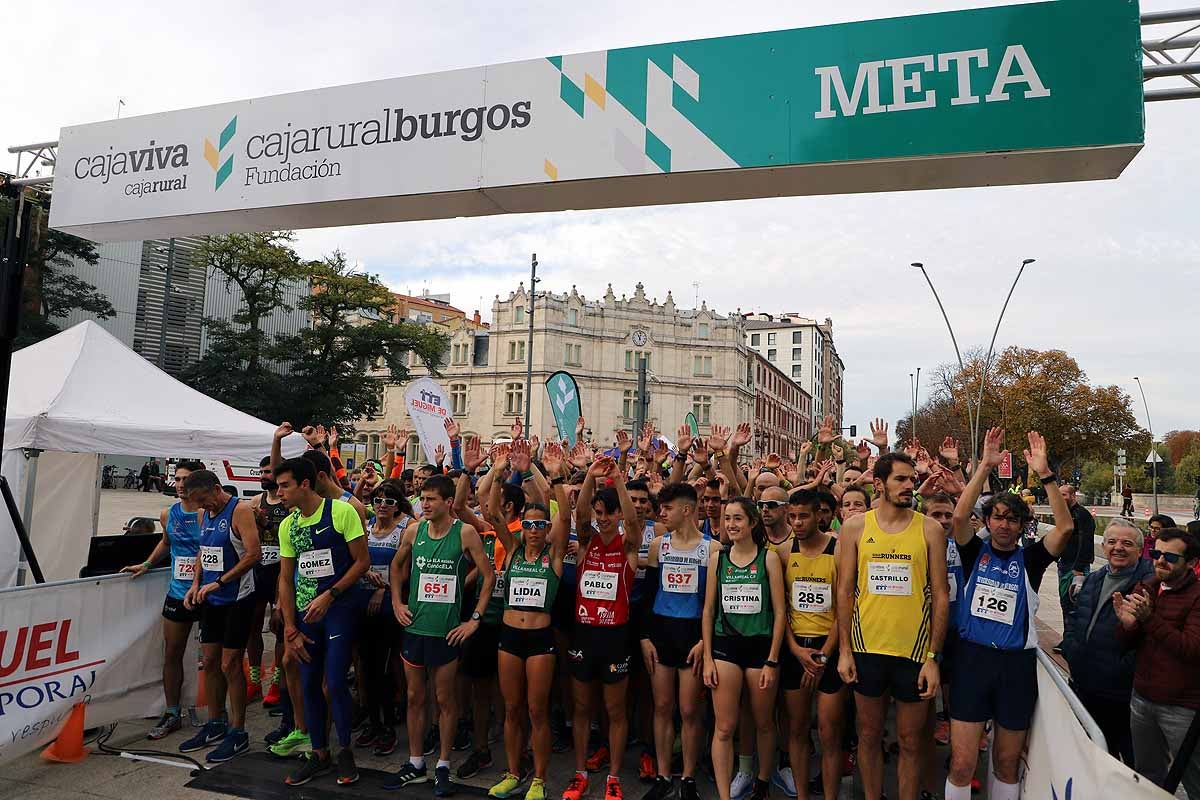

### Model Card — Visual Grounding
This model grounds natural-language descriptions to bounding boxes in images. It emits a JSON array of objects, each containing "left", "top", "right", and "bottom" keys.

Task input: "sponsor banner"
[
  {"left": 1022, "top": 655, "right": 1171, "bottom": 800},
  {"left": 999, "top": 450, "right": 1014, "bottom": 480},
  {"left": 403, "top": 377, "right": 453, "bottom": 465},
  {"left": 545, "top": 371, "right": 582, "bottom": 447},
  {"left": 0, "top": 571, "right": 190, "bottom": 766},
  {"left": 50, "top": 0, "right": 1142, "bottom": 241}
]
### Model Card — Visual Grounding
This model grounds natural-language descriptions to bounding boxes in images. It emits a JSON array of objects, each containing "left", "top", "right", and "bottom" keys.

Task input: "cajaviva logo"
[{"left": 204, "top": 116, "right": 238, "bottom": 190}]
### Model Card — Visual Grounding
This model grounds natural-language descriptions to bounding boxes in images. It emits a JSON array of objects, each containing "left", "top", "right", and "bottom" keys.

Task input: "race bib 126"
[{"left": 970, "top": 583, "right": 1018, "bottom": 625}]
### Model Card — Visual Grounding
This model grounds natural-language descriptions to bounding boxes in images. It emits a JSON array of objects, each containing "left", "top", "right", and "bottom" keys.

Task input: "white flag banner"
[
  {"left": 0, "top": 571, "right": 193, "bottom": 766},
  {"left": 402, "top": 377, "right": 452, "bottom": 465},
  {"left": 1022, "top": 655, "right": 1172, "bottom": 799}
]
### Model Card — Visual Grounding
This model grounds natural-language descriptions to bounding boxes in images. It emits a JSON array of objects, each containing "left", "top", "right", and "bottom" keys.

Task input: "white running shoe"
[
  {"left": 771, "top": 767, "right": 797, "bottom": 798},
  {"left": 730, "top": 771, "right": 755, "bottom": 800}
]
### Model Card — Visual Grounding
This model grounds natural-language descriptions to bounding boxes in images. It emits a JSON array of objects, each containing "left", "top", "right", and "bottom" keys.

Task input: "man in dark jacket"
[
  {"left": 1054, "top": 484, "right": 1096, "bottom": 653},
  {"left": 1063, "top": 518, "right": 1153, "bottom": 763},
  {"left": 1115, "top": 527, "right": 1200, "bottom": 798}
]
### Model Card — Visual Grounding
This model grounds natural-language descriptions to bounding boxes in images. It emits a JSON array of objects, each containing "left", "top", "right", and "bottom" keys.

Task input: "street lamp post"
[
  {"left": 1134, "top": 376, "right": 1159, "bottom": 515},
  {"left": 523, "top": 253, "right": 538, "bottom": 436},
  {"left": 910, "top": 259, "right": 1034, "bottom": 469},
  {"left": 152, "top": 238, "right": 176, "bottom": 370},
  {"left": 909, "top": 367, "right": 921, "bottom": 443}
]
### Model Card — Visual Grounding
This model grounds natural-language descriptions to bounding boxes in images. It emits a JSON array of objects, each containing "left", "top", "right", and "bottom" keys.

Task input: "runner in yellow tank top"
[{"left": 835, "top": 451, "right": 949, "bottom": 800}]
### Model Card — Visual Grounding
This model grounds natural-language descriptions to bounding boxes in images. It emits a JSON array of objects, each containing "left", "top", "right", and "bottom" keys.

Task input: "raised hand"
[
  {"left": 903, "top": 439, "right": 921, "bottom": 460},
  {"left": 328, "top": 425, "right": 340, "bottom": 451},
  {"left": 981, "top": 427, "right": 1007, "bottom": 470},
  {"left": 568, "top": 442, "right": 591, "bottom": 470},
  {"left": 510, "top": 438, "right": 533, "bottom": 472},
  {"left": 798, "top": 440, "right": 813, "bottom": 464},
  {"left": 1024, "top": 431, "right": 1051, "bottom": 478},
  {"left": 588, "top": 455, "right": 618, "bottom": 480},
  {"left": 939, "top": 436, "right": 960, "bottom": 466},
  {"left": 870, "top": 418, "right": 889, "bottom": 450},
  {"left": 382, "top": 423, "right": 398, "bottom": 451},
  {"left": 646, "top": 469, "right": 663, "bottom": 495},
  {"left": 444, "top": 417, "right": 461, "bottom": 440},
  {"left": 732, "top": 423, "right": 752, "bottom": 449},
  {"left": 489, "top": 442, "right": 511, "bottom": 469},
  {"left": 708, "top": 425, "right": 730, "bottom": 452},
  {"left": 275, "top": 421, "right": 294, "bottom": 441},
  {"left": 510, "top": 418, "right": 524, "bottom": 441},
  {"left": 614, "top": 428, "right": 634, "bottom": 454},
  {"left": 817, "top": 414, "right": 836, "bottom": 444},
  {"left": 831, "top": 443, "right": 845, "bottom": 463},
  {"left": 765, "top": 452, "right": 781, "bottom": 470},
  {"left": 575, "top": 416, "right": 586, "bottom": 439},
  {"left": 915, "top": 447, "right": 932, "bottom": 475},
  {"left": 856, "top": 439, "right": 871, "bottom": 461},
  {"left": 541, "top": 441, "right": 564, "bottom": 476},
  {"left": 638, "top": 422, "right": 655, "bottom": 455},
  {"left": 676, "top": 424, "right": 694, "bottom": 456},
  {"left": 529, "top": 434, "right": 541, "bottom": 458},
  {"left": 301, "top": 425, "right": 324, "bottom": 448},
  {"left": 934, "top": 463, "right": 966, "bottom": 496},
  {"left": 463, "top": 437, "right": 486, "bottom": 473},
  {"left": 692, "top": 438, "right": 711, "bottom": 465},
  {"left": 783, "top": 460, "right": 800, "bottom": 485},
  {"left": 433, "top": 444, "right": 446, "bottom": 465}
]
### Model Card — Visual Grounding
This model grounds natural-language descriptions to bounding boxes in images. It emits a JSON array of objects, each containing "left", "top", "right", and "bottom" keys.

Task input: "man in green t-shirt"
[{"left": 275, "top": 457, "right": 370, "bottom": 788}]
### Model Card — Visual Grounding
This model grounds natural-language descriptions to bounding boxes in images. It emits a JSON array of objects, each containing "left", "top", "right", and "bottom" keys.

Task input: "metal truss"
[{"left": 1143, "top": 7, "right": 1200, "bottom": 101}]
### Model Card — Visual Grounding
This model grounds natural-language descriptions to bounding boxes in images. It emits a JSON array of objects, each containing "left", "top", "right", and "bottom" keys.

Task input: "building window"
[
  {"left": 792, "top": 364, "right": 802, "bottom": 378},
  {"left": 508, "top": 340, "right": 526, "bottom": 362},
  {"left": 622, "top": 389, "right": 639, "bottom": 419},
  {"left": 505, "top": 382, "right": 524, "bottom": 415},
  {"left": 767, "top": 333, "right": 777, "bottom": 345},
  {"left": 697, "top": 322, "right": 710, "bottom": 339},
  {"left": 452, "top": 343, "right": 470, "bottom": 364},
  {"left": 514, "top": 304, "right": 526, "bottom": 325},
  {"left": 793, "top": 330, "right": 802, "bottom": 344},
  {"left": 792, "top": 347, "right": 802, "bottom": 361},
  {"left": 625, "top": 350, "right": 651, "bottom": 371},
  {"left": 767, "top": 349, "right": 777, "bottom": 361},
  {"left": 450, "top": 383, "right": 467, "bottom": 415},
  {"left": 751, "top": 333, "right": 760, "bottom": 346},
  {"left": 568, "top": 307, "right": 579, "bottom": 326},
  {"left": 693, "top": 355, "right": 713, "bottom": 376},
  {"left": 564, "top": 342, "right": 582, "bottom": 366},
  {"left": 693, "top": 395, "right": 712, "bottom": 425}
]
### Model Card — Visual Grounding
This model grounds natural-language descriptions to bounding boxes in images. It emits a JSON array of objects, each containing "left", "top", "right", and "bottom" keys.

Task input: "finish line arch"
[{"left": 48, "top": 0, "right": 1143, "bottom": 242}]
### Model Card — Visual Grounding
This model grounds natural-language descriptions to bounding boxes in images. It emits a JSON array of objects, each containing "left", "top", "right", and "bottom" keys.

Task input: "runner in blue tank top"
[
  {"left": 178, "top": 469, "right": 262, "bottom": 763},
  {"left": 943, "top": 429, "right": 1076, "bottom": 800},
  {"left": 120, "top": 459, "right": 205, "bottom": 740},
  {"left": 638, "top": 482, "right": 717, "bottom": 800}
]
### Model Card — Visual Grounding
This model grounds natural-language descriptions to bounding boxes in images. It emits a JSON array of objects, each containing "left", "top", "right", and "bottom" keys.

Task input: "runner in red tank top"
[{"left": 562, "top": 456, "right": 641, "bottom": 800}]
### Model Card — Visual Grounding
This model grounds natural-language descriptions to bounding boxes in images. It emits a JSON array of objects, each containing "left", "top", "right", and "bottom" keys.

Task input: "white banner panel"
[
  {"left": 1022, "top": 656, "right": 1171, "bottom": 799},
  {"left": 0, "top": 571, "right": 192, "bottom": 766},
  {"left": 403, "top": 377, "right": 452, "bottom": 466}
]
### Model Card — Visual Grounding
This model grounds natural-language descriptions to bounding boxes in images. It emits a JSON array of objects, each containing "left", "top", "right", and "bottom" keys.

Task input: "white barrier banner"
[
  {"left": 1023, "top": 656, "right": 1171, "bottom": 799},
  {"left": 403, "top": 377, "right": 453, "bottom": 465},
  {"left": 0, "top": 571, "right": 183, "bottom": 765}
]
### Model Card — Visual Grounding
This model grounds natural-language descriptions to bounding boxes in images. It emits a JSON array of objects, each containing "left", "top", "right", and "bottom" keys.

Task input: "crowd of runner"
[{"left": 119, "top": 413, "right": 1200, "bottom": 800}]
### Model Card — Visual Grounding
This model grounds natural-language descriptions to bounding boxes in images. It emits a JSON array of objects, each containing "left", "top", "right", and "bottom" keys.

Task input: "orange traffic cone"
[{"left": 41, "top": 702, "right": 90, "bottom": 763}]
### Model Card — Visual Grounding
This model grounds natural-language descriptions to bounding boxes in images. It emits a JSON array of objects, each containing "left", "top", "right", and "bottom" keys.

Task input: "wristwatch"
[
  {"left": 927, "top": 651, "right": 943, "bottom": 665},
  {"left": 763, "top": 659, "right": 779, "bottom": 669},
  {"left": 330, "top": 586, "right": 342, "bottom": 600},
  {"left": 471, "top": 611, "right": 482, "bottom": 622}
]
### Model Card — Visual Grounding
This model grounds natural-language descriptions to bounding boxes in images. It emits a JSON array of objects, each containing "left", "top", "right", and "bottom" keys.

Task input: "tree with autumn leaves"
[{"left": 896, "top": 346, "right": 1146, "bottom": 482}]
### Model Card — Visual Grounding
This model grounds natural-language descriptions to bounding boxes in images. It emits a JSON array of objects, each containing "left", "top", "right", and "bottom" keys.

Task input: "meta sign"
[{"left": 50, "top": 0, "right": 1143, "bottom": 242}]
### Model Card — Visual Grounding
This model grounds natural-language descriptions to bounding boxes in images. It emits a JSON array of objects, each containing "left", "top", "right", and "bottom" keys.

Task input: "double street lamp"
[{"left": 910, "top": 258, "right": 1036, "bottom": 469}]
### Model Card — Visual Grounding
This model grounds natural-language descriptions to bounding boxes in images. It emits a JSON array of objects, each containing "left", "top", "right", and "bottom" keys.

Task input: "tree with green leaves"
[{"left": 274, "top": 249, "right": 446, "bottom": 429}]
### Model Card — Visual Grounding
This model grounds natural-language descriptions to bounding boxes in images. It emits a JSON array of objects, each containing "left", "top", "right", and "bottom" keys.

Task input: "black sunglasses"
[
  {"left": 521, "top": 520, "right": 550, "bottom": 531},
  {"left": 1149, "top": 549, "right": 1184, "bottom": 564}
]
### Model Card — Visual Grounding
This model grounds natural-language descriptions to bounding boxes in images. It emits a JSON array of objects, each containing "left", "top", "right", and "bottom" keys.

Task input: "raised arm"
[
  {"left": 271, "top": 421, "right": 294, "bottom": 469},
  {"left": 951, "top": 427, "right": 1005, "bottom": 547},
  {"left": 1026, "top": 431, "right": 1075, "bottom": 558}
]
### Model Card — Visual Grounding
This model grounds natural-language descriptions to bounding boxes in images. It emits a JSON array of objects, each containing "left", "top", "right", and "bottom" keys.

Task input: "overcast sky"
[{"left": 5, "top": 1, "right": 1197, "bottom": 441}]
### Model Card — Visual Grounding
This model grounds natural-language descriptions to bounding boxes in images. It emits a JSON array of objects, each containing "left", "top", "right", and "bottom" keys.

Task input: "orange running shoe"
[
  {"left": 639, "top": 751, "right": 656, "bottom": 782},
  {"left": 562, "top": 773, "right": 589, "bottom": 800},
  {"left": 605, "top": 776, "right": 623, "bottom": 800},
  {"left": 586, "top": 745, "right": 610, "bottom": 772},
  {"left": 934, "top": 718, "right": 950, "bottom": 746},
  {"left": 246, "top": 681, "right": 262, "bottom": 703},
  {"left": 262, "top": 683, "right": 281, "bottom": 707}
]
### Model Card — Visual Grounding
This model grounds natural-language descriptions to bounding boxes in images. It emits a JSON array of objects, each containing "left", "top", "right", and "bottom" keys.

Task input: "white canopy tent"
[{"left": 1, "top": 321, "right": 305, "bottom": 586}]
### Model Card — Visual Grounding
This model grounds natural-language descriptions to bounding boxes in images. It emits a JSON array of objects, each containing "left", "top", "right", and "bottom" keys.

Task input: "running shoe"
[
  {"left": 355, "top": 725, "right": 380, "bottom": 748},
  {"left": 435, "top": 764, "right": 455, "bottom": 797},
  {"left": 562, "top": 773, "right": 590, "bottom": 800},
  {"left": 640, "top": 775, "right": 673, "bottom": 800},
  {"left": 458, "top": 748, "right": 494, "bottom": 779},
  {"left": 490, "top": 771, "right": 524, "bottom": 798},
  {"left": 748, "top": 778, "right": 770, "bottom": 800},
  {"left": 384, "top": 762, "right": 429, "bottom": 790},
  {"left": 639, "top": 751, "right": 657, "bottom": 782},
  {"left": 586, "top": 744, "right": 611, "bottom": 772},
  {"left": 262, "top": 682, "right": 282, "bottom": 708},
  {"left": 179, "top": 719, "right": 227, "bottom": 753},
  {"left": 424, "top": 725, "right": 441, "bottom": 756},
  {"left": 772, "top": 767, "right": 797, "bottom": 798},
  {"left": 206, "top": 728, "right": 249, "bottom": 763},
  {"left": 454, "top": 717, "right": 474, "bottom": 752},
  {"left": 286, "top": 751, "right": 331, "bottom": 786},
  {"left": 147, "top": 712, "right": 181, "bottom": 740},
  {"left": 730, "top": 771, "right": 755, "bottom": 800},
  {"left": 264, "top": 720, "right": 292, "bottom": 746},
  {"left": 526, "top": 778, "right": 547, "bottom": 800},
  {"left": 680, "top": 777, "right": 700, "bottom": 800},
  {"left": 606, "top": 775, "right": 624, "bottom": 800},
  {"left": 246, "top": 681, "right": 262, "bottom": 704},
  {"left": 269, "top": 729, "right": 311, "bottom": 758},
  {"left": 552, "top": 723, "right": 572, "bottom": 753},
  {"left": 337, "top": 748, "right": 359, "bottom": 786},
  {"left": 373, "top": 727, "right": 398, "bottom": 757}
]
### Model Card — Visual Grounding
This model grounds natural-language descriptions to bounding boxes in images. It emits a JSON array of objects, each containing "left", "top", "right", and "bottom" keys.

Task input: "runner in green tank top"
[
  {"left": 385, "top": 474, "right": 493, "bottom": 794},
  {"left": 504, "top": 539, "right": 560, "bottom": 613},
  {"left": 702, "top": 497, "right": 787, "bottom": 800}
]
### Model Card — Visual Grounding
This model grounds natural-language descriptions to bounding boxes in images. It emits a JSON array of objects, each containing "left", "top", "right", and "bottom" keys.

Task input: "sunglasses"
[
  {"left": 1149, "top": 549, "right": 1184, "bottom": 564},
  {"left": 372, "top": 497, "right": 399, "bottom": 507},
  {"left": 757, "top": 500, "right": 785, "bottom": 510},
  {"left": 521, "top": 520, "right": 550, "bottom": 531}
]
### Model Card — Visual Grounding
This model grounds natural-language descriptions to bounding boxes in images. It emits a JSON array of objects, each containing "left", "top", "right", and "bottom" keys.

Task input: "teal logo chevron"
[{"left": 203, "top": 116, "right": 237, "bottom": 190}]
